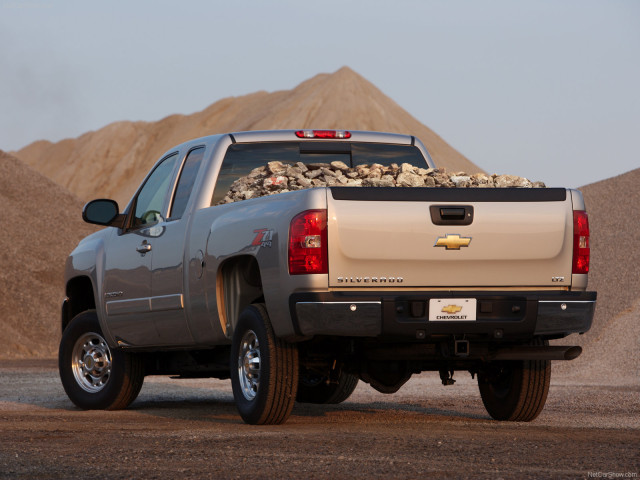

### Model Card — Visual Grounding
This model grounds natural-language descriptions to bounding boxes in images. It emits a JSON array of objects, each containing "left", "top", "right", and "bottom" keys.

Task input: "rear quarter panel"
[{"left": 186, "top": 187, "right": 330, "bottom": 341}]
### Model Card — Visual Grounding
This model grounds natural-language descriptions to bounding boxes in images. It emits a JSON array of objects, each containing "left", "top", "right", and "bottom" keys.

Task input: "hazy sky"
[{"left": 1, "top": 0, "right": 638, "bottom": 188}]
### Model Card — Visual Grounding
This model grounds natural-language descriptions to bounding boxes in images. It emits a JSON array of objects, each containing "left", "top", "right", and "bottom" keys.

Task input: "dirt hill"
[
  {"left": 0, "top": 147, "right": 637, "bottom": 383},
  {"left": 14, "top": 67, "right": 480, "bottom": 207},
  {"left": 554, "top": 167, "right": 640, "bottom": 382},
  {"left": 579, "top": 167, "right": 640, "bottom": 332},
  {"left": 0, "top": 151, "right": 96, "bottom": 359}
]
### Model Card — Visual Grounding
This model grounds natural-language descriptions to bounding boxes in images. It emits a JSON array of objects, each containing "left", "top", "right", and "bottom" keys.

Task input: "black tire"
[
  {"left": 478, "top": 338, "right": 551, "bottom": 422},
  {"left": 230, "top": 304, "right": 299, "bottom": 425},
  {"left": 59, "top": 310, "right": 144, "bottom": 410},
  {"left": 297, "top": 368, "right": 359, "bottom": 404}
]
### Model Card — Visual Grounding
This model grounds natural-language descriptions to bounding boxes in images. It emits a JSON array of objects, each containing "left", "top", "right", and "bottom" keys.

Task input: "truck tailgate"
[{"left": 327, "top": 187, "right": 574, "bottom": 288}]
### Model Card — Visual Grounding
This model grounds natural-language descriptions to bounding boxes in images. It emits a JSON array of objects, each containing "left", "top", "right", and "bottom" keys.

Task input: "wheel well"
[
  {"left": 217, "top": 256, "right": 263, "bottom": 337},
  {"left": 63, "top": 276, "right": 96, "bottom": 332}
]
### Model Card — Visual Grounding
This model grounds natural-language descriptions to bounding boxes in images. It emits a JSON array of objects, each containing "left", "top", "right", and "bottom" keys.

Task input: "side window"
[
  {"left": 131, "top": 153, "right": 179, "bottom": 229},
  {"left": 170, "top": 147, "right": 205, "bottom": 220}
]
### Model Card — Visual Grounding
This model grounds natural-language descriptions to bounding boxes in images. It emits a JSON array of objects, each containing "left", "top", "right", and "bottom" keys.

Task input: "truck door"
[
  {"left": 148, "top": 146, "right": 206, "bottom": 345},
  {"left": 102, "top": 153, "right": 179, "bottom": 347}
]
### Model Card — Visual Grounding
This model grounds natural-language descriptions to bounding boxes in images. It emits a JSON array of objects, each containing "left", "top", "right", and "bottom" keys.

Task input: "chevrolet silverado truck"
[{"left": 59, "top": 129, "right": 596, "bottom": 424}]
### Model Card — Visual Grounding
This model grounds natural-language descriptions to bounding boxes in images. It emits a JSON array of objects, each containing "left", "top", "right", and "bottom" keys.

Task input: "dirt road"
[{"left": 1, "top": 360, "right": 638, "bottom": 479}]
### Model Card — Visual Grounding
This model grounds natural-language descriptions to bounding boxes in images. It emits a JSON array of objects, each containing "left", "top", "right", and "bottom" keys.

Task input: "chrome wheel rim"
[
  {"left": 71, "top": 332, "right": 112, "bottom": 393},
  {"left": 238, "top": 330, "right": 261, "bottom": 401}
]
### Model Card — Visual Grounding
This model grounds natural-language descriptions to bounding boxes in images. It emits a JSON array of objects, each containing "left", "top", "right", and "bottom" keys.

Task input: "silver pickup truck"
[{"left": 59, "top": 129, "right": 596, "bottom": 424}]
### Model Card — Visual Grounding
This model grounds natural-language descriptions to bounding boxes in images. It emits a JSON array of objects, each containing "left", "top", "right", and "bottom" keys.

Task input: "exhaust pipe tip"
[
  {"left": 564, "top": 346, "right": 582, "bottom": 361},
  {"left": 491, "top": 345, "right": 584, "bottom": 361}
]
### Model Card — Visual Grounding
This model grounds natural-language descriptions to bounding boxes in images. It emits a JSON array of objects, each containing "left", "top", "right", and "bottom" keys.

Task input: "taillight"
[
  {"left": 572, "top": 210, "right": 590, "bottom": 274},
  {"left": 288, "top": 209, "right": 328, "bottom": 275},
  {"left": 295, "top": 130, "right": 351, "bottom": 139}
]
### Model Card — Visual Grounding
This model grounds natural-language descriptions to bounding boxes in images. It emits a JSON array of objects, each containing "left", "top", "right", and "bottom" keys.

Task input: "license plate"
[{"left": 429, "top": 298, "right": 477, "bottom": 321}]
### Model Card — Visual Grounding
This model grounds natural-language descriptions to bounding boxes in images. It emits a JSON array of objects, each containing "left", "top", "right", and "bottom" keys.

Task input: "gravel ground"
[{"left": 1, "top": 360, "right": 638, "bottom": 479}]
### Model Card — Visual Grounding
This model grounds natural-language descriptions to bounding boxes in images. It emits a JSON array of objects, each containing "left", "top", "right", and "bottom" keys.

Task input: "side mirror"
[{"left": 82, "top": 199, "right": 126, "bottom": 228}]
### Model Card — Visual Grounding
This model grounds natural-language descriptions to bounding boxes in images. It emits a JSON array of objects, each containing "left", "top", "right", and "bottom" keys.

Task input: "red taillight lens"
[
  {"left": 572, "top": 210, "right": 590, "bottom": 274},
  {"left": 288, "top": 209, "right": 328, "bottom": 275},
  {"left": 295, "top": 130, "right": 351, "bottom": 139}
]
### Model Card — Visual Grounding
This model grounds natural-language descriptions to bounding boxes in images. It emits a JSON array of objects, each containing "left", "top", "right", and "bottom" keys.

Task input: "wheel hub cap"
[
  {"left": 71, "top": 332, "right": 112, "bottom": 393},
  {"left": 238, "top": 330, "right": 261, "bottom": 401}
]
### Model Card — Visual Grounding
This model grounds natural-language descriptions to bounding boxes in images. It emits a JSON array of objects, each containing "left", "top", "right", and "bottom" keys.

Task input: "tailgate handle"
[
  {"left": 440, "top": 208, "right": 465, "bottom": 220},
  {"left": 430, "top": 205, "right": 474, "bottom": 225}
]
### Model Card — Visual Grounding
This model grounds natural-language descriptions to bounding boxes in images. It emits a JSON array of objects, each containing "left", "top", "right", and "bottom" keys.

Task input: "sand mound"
[
  {"left": 580, "top": 167, "right": 640, "bottom": 330},
  {"left": 555, "top": 167, "right": 640, "bottom": 381},
  {"left": 0, "top": 151, "right": 96, "bottom": 359},
  {"left": 559, "top": 299, "right": 639, "bottom": 384},
  {"left": 13, "top": 67, "right": 480, "bottom": 207}
]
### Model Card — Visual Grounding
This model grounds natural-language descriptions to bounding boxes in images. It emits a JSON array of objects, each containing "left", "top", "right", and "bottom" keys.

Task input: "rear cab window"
[{"left": 211, "top": 142, "right": 427, "bottom": 205}]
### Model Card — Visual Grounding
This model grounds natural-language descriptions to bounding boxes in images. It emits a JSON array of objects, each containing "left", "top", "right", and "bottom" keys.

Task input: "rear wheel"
[
  {"left": 59, "top": 310, "right": 144, "bottom": 410},
  {"left": 230, "top": 304, "right": 298, "bottom": 424},
  {"left": 297, "top": 368, "right": 359, "bottom": 404},
  {"left": 478, "top": 339, "right": 551, "bottom": 421}
]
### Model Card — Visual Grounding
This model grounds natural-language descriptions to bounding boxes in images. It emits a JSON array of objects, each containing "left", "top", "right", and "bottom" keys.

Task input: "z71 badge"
[{"left": 251, "top": 228, "right": 274, "bottom": 248}]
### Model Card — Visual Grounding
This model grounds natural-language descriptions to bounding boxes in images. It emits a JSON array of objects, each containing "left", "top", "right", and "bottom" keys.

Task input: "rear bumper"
[{"left": 290, "top": 290, "right": 596, "bottom": 341}]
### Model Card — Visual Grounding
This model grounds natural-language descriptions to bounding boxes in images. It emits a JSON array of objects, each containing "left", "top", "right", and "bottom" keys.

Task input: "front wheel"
[
  {"left": 59, "top": 310, "right": 144, "bottom": 410},
  {"left": 478, "top": 339, "right": 551, "bottom": 422},
  {"left": 230, "top": 304, "right": 298, "bottom": 425}
]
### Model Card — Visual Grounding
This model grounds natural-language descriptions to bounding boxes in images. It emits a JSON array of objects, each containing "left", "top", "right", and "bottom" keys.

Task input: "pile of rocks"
[{"left": 216, "top": 161, "right": 546, "bottom": 205}]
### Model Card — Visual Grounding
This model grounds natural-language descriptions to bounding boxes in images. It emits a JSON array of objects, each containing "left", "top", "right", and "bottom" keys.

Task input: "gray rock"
[
  {"left": 295, "top": 174, "right": 312, "bottom": 187},
  {"left": 494, "top": 175, "right": 532, "bottom": 188},
  {"left": 379, "top": 175, "right": 397, "bottom": 187},
  {"left": 397, "top": 172, "right": 425, "bottom": 187},
  {"left": 305, "top": 169, "right": 323, "bottom": 179},
  {"left": 330, "top": 160, "right": 350, "bottom": 171},
  {"left": 450, "top": 175, "right": 471, "bottom": 187},
  {"left": 215, "top": 161, "right": 545, "bottom": 204},
  {"left": 323, "top": 175, "right": 338, "bottom": 185},
  {"left": 307, "top": 163, "right": 329, "bottom": 170},
  {"left": 285, "top": 166, "right": 303, "bottom": 177},
  {"left": 355, "top": 165, "right": 370, "bottom": 176},
  {"left": 322, "top": 167, "right": 339, "bottom": 177},
  {"left": 362, "top": 177, "right": 381, "bottom": 187},
  {"left": 267, "top": 161, "right": 286, "bottom": 175},
  {"left": 263, "top": 175, "right": 288, "bottom": 190},
  {"left": 248, "top": 167, "right": 266, "bottom": 179},
  {"left": 471, "top": 173, "right": 492, "bottom": 185},
  {"left": 400, "top": 163, "right": 416, "bottom": 174}
]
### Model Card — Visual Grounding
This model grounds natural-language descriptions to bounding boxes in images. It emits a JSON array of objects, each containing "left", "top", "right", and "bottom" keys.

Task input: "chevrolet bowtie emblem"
[
  {"left": 434, "top": 234, "right": 472, "bottom": 250},
  {"left": 441, "top": 305, "right": 463, "bottom": 314}
]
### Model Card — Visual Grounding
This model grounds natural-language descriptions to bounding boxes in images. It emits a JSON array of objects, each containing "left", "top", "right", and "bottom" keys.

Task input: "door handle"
[{"left": 136, "top": 243, "right": 152, "bottom": 253}]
